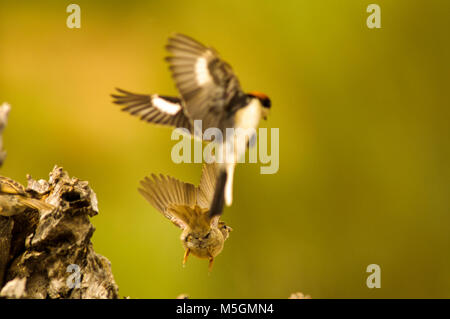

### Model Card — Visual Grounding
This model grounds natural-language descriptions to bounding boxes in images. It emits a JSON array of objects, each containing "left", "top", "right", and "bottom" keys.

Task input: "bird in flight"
[
  {"left": 112, "top": 33, "right": 271, "bottom": 218},
  {"left": 139, "top": 163, "right": 232, "bottom": 271}
]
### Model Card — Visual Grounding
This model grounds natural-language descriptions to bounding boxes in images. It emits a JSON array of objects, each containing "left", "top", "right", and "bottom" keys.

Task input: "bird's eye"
[{"left": 261, "top": 97, "right": 271, "bottom": 108}]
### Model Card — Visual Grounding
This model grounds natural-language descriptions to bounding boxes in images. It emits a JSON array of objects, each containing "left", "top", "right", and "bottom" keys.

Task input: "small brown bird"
[
  {"left": 138, "top": 164, "right": 232, "bottom": 271},
  {"left": 0, "top": 176, "right": 54, "bottom": 216}
]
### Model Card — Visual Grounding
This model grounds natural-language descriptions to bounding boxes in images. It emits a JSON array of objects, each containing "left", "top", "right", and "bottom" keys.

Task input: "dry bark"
[{"left": 0, "top": 166, "right": 119, "bottom": 299}]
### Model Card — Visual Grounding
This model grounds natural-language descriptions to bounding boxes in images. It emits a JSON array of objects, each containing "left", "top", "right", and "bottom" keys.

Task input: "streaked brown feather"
[{"left": 139, "top": 163, "right": 221, "bottom": 229}]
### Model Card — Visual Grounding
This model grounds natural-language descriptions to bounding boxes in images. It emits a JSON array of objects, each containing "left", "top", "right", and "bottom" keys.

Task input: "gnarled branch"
[{"left": 0, "top": 166, "right": 119, "bottom": 299}]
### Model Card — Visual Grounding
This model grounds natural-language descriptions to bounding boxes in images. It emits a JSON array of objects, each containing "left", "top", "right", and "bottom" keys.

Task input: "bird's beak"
[{"left": 262, "top": 108, "right": 270, "bottom": 121}]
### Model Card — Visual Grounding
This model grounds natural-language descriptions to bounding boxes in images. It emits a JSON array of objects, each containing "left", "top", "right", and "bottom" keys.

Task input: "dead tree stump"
[{"left": 0, "top": 166, "right": 119, "bottom": 299}]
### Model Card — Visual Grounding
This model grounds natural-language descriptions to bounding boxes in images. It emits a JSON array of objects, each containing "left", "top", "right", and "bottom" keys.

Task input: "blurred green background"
[{"left": 1, "top": 0, "right": 449, "bottom": 298}]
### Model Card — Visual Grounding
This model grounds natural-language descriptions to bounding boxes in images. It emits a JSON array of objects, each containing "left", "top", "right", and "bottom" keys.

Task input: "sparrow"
[
  {"left": 138, "top": 163, "right": 232, "bottom": 271},
  {"left": 112, "top": 33, "right": 271, "bottom": 218},
  {"left": 0, "top": 176, "right": 54, "bottom": 216}
]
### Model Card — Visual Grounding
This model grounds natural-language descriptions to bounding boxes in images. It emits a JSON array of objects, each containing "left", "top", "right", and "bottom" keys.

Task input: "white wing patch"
[
  {"left": 195, "top": 57, "right": 212, "bottom": 85},
  {"left": 151, "top": 95, "right": 182, "bottom": 115}
]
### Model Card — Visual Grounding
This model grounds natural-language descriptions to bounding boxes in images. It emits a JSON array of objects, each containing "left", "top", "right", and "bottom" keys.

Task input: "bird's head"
[
  {"left": 248, "top": 91, "right": 271, "bottom": 120},
  {"left": 218, "top": 221, "right": 233, "bottom": 241},
  {"left": 181, "top": 227, "right": 225, "bottom": 260}
]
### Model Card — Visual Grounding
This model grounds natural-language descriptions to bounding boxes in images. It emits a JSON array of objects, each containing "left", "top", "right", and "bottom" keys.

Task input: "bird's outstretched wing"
[
  {"left": 139, "top": 174, "right": 197, "bottom": 229},
  {"left": 112, "top": 88, "right": 192, "bottom": 131},
  {"left": 165, "top": 34, "right": 246, "bottom": 132}
]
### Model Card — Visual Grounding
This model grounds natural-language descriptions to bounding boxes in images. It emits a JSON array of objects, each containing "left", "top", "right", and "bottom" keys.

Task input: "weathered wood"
[
  {"left": 0, "top": 166, "right": 119, "bottom": 299},
  {"left": 0, "top": 217, "right": 14, "bottom": 287}
]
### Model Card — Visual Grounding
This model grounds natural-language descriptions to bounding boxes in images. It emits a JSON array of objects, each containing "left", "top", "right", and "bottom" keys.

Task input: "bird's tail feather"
[
  {"left": 224, "top": 163, "right": 235, "bottom": 206},
  {"left": 208, "top": 170, "right": 227, "bottom": 218}
]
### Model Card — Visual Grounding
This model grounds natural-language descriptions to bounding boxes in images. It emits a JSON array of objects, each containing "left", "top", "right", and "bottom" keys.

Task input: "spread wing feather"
[
  {"left": 139, "top": 173, "right": 197, "bottom": 229},
  {"left": 165, "top": 34, "right": 246, "bottom": 131},
  {"left": 112, "top": 88, "right": 192, "bottom": 131},
  {"left": 139, "top": 163, "right": 221, "bottom": 229}
]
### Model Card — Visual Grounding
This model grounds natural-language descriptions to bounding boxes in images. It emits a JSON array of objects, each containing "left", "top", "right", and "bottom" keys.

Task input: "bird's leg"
[
  {"left": 183, "top": 248, "right": 190, "bottom": 266},
  {"left": 208, "top": 257, "right": 214, "bottom": 272}
]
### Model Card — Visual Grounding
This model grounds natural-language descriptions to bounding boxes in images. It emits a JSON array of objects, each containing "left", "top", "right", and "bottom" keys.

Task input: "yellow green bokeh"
[{"left": 1, "top": 0, "right": 449, "bottom": 298}]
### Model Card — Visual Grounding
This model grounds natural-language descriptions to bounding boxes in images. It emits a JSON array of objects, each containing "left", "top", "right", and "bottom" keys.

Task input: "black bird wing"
[
  {"left": 208, "top": 169, "right": 227, "bottom": 219},
  {"left": 165, "top": 34, "right": 246, "bottom": 132},
  {"left": 112, "top": 88, "right": 192, "bottom": 131}
]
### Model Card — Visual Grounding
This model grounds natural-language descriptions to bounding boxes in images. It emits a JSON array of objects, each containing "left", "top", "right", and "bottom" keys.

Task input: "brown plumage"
[{"left": 138, "top": 163, "right": 232, "bottom": 270}]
